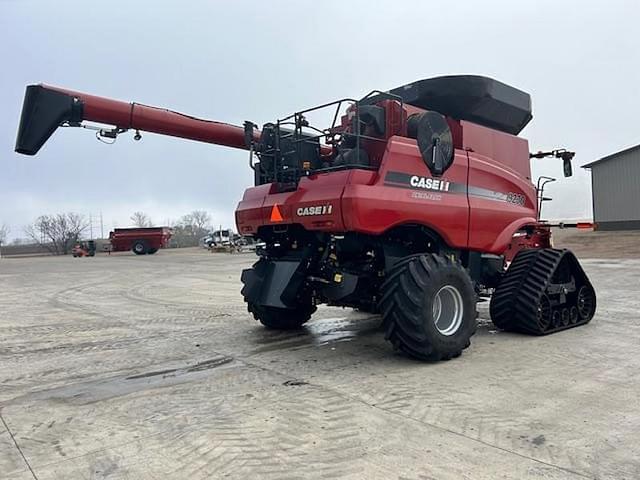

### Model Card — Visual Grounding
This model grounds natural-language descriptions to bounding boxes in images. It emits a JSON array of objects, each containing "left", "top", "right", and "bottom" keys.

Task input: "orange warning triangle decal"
[{"left": 270, "top": 204, "right": 284, "bottom": 222}]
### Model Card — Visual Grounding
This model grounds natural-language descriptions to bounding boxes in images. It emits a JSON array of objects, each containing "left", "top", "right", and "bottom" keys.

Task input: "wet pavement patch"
[
  {"left": 249, "top": 315, "right": 382, "bottom": 355},
  {"left": 283, "top": 380, "right": 309, "bottom": 386},
  {"left": 5, "top": 355, "right": 236, "bottom": 406},
  {"left": 125, "top": 356, "right": 234, "bottom": 379}
]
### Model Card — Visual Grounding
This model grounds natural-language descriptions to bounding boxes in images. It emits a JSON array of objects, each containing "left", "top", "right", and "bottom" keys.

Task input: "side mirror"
[
  {"left": 530, "top": 148, "right": 575, "bottom": 178},
  {"left": 563, "top": 158, "right": 573, "bottom": 177}
]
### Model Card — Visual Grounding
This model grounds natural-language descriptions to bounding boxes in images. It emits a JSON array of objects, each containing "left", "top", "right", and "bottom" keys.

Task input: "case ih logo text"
[
  {"left": 410, "top": 176, "right": 450, "bottom": 192},
  {"left": 296, "top": 204, "right": 333, "bottom": 216}
]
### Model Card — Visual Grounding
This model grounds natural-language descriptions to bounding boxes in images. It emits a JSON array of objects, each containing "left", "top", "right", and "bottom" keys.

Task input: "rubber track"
[{"left": 490, "top": 248, "right": 596, "bottom": 335}]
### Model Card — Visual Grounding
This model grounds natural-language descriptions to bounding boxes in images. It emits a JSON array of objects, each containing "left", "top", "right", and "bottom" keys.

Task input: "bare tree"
[
  {"left": 0, "top": 223, "right": 9, "bottom": 246},
  {"left": 130, "top": 211, "right": 153, "bottom": 228},
  {"left": 188, "top": 210, "right": 211, "bottom": 232},
  {"left": 0, "top": 223, "right": 9, "bottom": 257},
  {"left": 24, "top": 213, "right": 89, "bottom": 255},
  {"left": 171, "top": 211, "right": 212, "bottom": 247}
]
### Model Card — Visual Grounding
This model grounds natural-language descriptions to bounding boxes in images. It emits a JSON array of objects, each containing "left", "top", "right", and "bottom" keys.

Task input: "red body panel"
[
  {"left": 463, "top": 122, "right": 537, "bottom": 252},
  {"left": 109, "top": 227, "right": 172, "bottom": 252},
  {"left": 235, "top": 128, "right": 539, "bottom": 255},
  {"left": 504, "top": 225, "right": 552, "bottom": 263},
  {"left": 462, "top": 121, "right": 532, "bottom": 180},
  {"left": 344, "top": 138, "right": 470, "bottom": 248}
]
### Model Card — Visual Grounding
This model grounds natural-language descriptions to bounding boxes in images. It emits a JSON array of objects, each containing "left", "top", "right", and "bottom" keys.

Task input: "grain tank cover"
[{"left": 389, "top": 75, "right": 532, "bottom": 135}]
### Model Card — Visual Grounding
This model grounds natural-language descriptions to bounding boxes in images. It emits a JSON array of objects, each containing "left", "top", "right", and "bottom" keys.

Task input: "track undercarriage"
[{"left": 490, "top": 248, "right": 597, "bottom": 334}]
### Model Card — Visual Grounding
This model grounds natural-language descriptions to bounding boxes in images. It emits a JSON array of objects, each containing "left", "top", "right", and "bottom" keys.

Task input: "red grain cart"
[{"left": 109, "top": 227, "right": 172, "bottom": 255}]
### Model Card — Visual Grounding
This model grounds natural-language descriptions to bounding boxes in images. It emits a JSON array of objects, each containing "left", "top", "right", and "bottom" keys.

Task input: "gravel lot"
[{"left": 1, "top": 247, "right": 639, "bottom": 479}]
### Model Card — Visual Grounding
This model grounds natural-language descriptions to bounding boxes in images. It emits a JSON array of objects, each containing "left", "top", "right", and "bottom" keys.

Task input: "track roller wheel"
[
  {"left": 379, "top": 254, "right": 477, "bottom": 361},
  {"left": 248, "top": 302, "right": 316, "bottom": 330},
  {"left": 570, "top": 306, "right": 579, "bottom": 324}
]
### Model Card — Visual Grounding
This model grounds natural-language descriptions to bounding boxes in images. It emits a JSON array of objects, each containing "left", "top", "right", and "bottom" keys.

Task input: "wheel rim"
[
  {"left": 135, "top": 244, "right": 143, "bottom": 253},
  {"left": 432, "top": 285, "right": 464, "bottom": 336}
]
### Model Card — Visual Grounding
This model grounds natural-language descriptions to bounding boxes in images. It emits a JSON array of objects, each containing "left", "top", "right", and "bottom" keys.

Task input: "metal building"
[{"left": 582, "top": 144, "right": 640, "bottom": 230}]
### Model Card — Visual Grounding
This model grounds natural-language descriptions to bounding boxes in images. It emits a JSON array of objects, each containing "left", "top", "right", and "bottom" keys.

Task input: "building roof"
[{"left": 582, "top": 143, "right": 640, "bottom": 168}]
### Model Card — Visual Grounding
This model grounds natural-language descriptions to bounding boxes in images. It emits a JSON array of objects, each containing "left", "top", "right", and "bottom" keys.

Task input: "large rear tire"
[
  {"left": 379, "top": 254, "right": 477, "bottom": 361},
  {"left": 147, "top": 248, "right": 158, "bottom": 255},
  {"left": 248, "top": 302, "right": 316, "bottom": 330}
]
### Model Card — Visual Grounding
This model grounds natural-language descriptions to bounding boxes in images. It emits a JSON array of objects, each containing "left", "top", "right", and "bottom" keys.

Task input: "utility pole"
[
  {"left": 89, "top": 213, "right": 94, "bottom": 240},
  {"left": 100, "top": 211, "right": 104, "bottom": 239}
]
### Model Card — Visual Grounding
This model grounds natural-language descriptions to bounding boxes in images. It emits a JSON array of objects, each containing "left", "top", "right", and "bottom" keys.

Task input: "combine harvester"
[{"left": 15, "top": 75, "right": 596, "bottom": 360}]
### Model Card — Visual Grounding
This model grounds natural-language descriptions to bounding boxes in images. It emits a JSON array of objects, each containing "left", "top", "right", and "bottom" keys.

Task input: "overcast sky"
[{"left": 1, "top": 1, "right": 638, "bottom": 241}]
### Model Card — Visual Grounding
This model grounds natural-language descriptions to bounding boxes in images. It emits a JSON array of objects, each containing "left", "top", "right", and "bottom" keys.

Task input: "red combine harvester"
[
  {"left": 109, "top": 227, "right": 172, "bottom": 255},
  {"left": 14, "top": 75, "right": 596, "bottom": 361}
]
